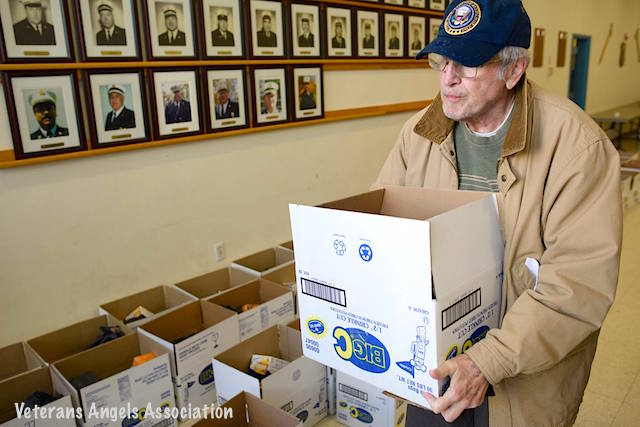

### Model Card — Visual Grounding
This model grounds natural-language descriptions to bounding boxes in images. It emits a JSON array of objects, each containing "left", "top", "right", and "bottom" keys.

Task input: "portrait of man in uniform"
[
  {"left": 164, "top": 84, "right": 191, "bottom": 123},
  {"left": 256, "top": 11, "right": 276, "bottom": 47},
  {"left": 331, "top": 19, "right": 346, "bottom": 48},
  {"left": 298, "top": 76, "right": 316, "bottom": 110},
  {"left": 297, "top": 15, "right": 314, "bottom": 47},
  {"left": 28, "top": 89, "right": 68, "bottom": 139},
  {"left": 95, "top": 1, "right": 127, "bottom": 46},
  {"left": 411, "top": 26, "right": 422, "bottom": 50},
  {"left": 213, "top": 80, "right": 240, "bottom": 119},
  {"left": 362, "top": 21, "right": 374, "bottom": 49},
  {"left": 388, "top": 24, "right": 399, "bottom": 50},
  {"left": 104, "top": 85, "right": 135, "bottom": 130},
  {"left": 211, "top": 12, "right": 234, "bottom": 46},
  {"left": 12, "top": 0, "right": 55, "bottom": 45},
  {"left": 260, "top": 81, "right": 279, "bottom": 114},
  {"left": 158, "top": 6, "right": 185, "bottom": 46}
]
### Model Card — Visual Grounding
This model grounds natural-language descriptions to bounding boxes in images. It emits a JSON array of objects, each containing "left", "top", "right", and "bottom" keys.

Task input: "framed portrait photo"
[
  {"left": 249, "top": 0, "right": 284, "bottom": 57},
  {"left": 201, "top": 0, "right": 244, "bottom": 58},
  {"left": 3, "top": 71, "right": 85, "bottom": 159},
  {"left": 85, "top": 70, "right": 150, "bottom": 148},
  {"left": 406, "top": 0, "right": 425, "bottom": 8},
  {"left": 205, "top": 68, "right": 248, "bottom": 132},
  {"left": 292, "top": 66, "right": 323, "bottom": 121},
  {"left": 251, "top": 67, "right": 288, "bottom": 126},
  {"left": 384, "top": 13, "right": 404, "bottom": 58},
  {"left": 429, "top": 0, "right": 445, "bottom": 11},
  {"left": 143, "top": 0, "right": 197, "bottom": 59},
  {"left": 150, "top": 69, "right": 203, "bottom": 139},
  {"left": 326, "top": 7, "right": 351, "bottom": 58},
  {"left": 290, "top": 3, "right": 320, "bottom": 57},
  {"left": 408, "top": 15, "right": 426, "bottom": 57},
  {"left": 75, "top": 0, "right": 141, "bottom": 60},
  {"left": 357, "top": 10, "right": 379, "bottom": 57},
  {"left": 0, "top": 0, "right": 74, "bottom": 62},
  {"left": 429, "top": 17, "right": 442, "bottom": 44}
]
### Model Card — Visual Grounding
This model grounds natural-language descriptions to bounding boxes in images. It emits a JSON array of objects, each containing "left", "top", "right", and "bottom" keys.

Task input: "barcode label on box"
[
  {"left": 339, "top": 383, "right": 368, "bottom": 401},
  {"left": 442, "top": 289, "right": 481, "bottom": 330},
  {"left": 117, "top": 375, "right": 132, "bottom": 402},
  {"left": 301, "top": 278, "right": 346, "bottom": 307}
]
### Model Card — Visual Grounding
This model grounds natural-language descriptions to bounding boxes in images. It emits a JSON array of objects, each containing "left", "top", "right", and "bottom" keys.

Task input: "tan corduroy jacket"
[{"left": 374, "top": 80, "right": 622, "bottom": 426}]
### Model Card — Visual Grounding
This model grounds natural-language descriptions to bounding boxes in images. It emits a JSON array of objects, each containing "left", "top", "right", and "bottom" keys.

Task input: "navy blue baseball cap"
[{"left": 417, "top": 0, "right": 531, "bottom": 67}]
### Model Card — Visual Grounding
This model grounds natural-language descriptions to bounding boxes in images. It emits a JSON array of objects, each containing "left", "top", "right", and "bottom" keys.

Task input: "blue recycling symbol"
[
  {"left": 334, "top": 240, "right": 346, "bottom": 256},
  {"left": 359, "top": 244, "right": 373, "bottom": 262}
]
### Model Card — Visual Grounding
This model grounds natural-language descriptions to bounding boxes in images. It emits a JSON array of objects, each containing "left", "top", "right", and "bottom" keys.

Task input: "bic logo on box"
[{"left": 333, "top": 327, "right": 390, "bottom": 373}]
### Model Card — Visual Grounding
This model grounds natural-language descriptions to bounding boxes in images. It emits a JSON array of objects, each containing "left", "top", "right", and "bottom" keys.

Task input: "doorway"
[{"left": 568, "top": 34, "right": 591, "bottom": 110}]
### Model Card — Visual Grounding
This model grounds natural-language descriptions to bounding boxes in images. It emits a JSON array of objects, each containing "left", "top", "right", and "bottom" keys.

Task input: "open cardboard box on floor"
[
  {"left": 231, "top": 247, "right": 294, "bottom": 277},
  {"left": 212, "top": 324, "right": 327, "bottom": 426},
  {"left": 174, "top": 267, "right": 257, "bottom": 300},
  {"left": 289, "top": 186, "right": 504, "bottom": 408},
  {"left": 336, "top": 370, "right": 407, "bottom": 427},
  {"left": 192, "top": 391, "right": 302, "bottom": 427},
  {"left": 27, "top": 315, "right": 131, "bottom": 366},
  {"left": 0, "top": 342, "right": 44, "bottom": 382},
  {"left": 205, "top": 279, "right": 295, "bottom": 341},
  {"left": 138, "top": 301, "right": 240, "bottom": 418},
  {"left": 0, "top": 366, "right": 75, "bottom": 427},
  {"left": 99, "top": 285, "right": 196, "bottom": 329},
  {"left": 51, "top": 334, "right": 176, "bottom": 427},
  {"left": 279, "top": 240, "right": 294, "bottom": 251},
  {"left": 262, "top": 262, "right": 298, "bottom": 313}
]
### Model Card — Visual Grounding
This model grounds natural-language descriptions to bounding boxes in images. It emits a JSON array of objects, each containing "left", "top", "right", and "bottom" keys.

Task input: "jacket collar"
[{"left": 413, "top": 78, "right": 530, "bottom": 158}]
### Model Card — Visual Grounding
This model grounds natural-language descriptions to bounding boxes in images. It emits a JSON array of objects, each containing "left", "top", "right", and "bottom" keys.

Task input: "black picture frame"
[
  {"left": 199, "top": 0, "right": 246, "bottom": 59},
  {"left": 83, "top": 69, "right": 151, "bottom": 149},
  {"left": 429, "top": 0, "right": 446, "bottom": 11},
  {"left": 203, "top": 66, "right": 250, "bottom": 133},
  {"left": 408, "top": 15, "right": 427, "bottom": 57},
  {"left": 383, "top": 0, "right": 405, "bottom": 6},
  {"left": 290, "top": 1, "right": 323, "bottom": 58},
  {"left": 382, "top": 12, "right": 405, "bottom": 58},
  {"left": 74, "top": 0, "right": 142, "bottom": 61},
  {"left": 3, "top": 70, "right": 86, "bottom": 159},
  {"left": 247, "top": 0, "right": 287, "bottom": 59},
  {"left": 141, "top": 0, "right": 199, "bottom": 60},
  {"left": 250, "top": 65, "right": 289, "bottom": 127},
  {"left": 148, "top": 68, "right": 205, "bottom": 140},
  {"left": 0, "top": 0, "right": 75, "bottom": 63},
  {"left": 406, "top": 0, "right": 426, "bottom": 9},
  {"left": 356, "top": 8, "right": 381, "bottom": 58},
  {"left": 324, "top": 5, "right": 354, "bottom": 58},
  {"left": 290, "top": 65, "right": 324, "bottom": 122}
]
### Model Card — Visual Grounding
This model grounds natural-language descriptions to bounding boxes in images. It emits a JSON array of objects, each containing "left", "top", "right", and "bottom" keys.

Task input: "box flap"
[
  {"left": 429, "top": 194, "right": 504, "bottom": 298},
  {"left": 0, "top": 366, "right": 52, "bottom": 424},
  {"left": 379, "top": 186, "right": 489, "bottom": 220},
  {"left": 319, "top": 189, "right": 385, "bottom": 214},
  {"left": 263, "top": 263, "right": 296, "bottom": 287},
  {"left": 175, "top": 267, "right": 257, "bottom": 299},
  {"left": 233, "top": 249, "right": 277, "bottom": 273},
  {"left": 245, "top": 392, "right": 303, "bottom": 427},
  {"left": 206, "top": 280, "right": 262, "bottom": 308},
  {"left": 279, "top": 240, "right": 294, "bottom": 251},
  {"left": 259, "top": 279, "right": 291, "bottom": 302},
  {"left": 139, "top": 301, "right": 203, "bottom": 343}
]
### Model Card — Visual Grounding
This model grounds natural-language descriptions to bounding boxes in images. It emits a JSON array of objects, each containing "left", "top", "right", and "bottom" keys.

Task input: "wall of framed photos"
[{"left": 0, "top": 0, "right": 448, "bottom": 167}]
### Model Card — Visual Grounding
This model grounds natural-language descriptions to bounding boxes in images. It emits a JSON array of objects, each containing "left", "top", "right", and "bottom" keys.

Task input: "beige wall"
[{"left": 2, "top": 0, "right": 640, "bottom": 346}]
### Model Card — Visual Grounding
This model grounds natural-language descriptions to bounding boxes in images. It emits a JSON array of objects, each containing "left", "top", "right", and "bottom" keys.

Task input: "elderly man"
[
  {"left": 257, "top": 13, "right": 276, "bottom": 47},
  {"left": 29, "top": 90, "right": 68, "bottom": 139},
  {"left": 214, "top": 82, "right": 239, "bottom": 119},
  {"left": 375, "top": 1, "right": 622, "bottom": 426},
  {"left": 104, "top": 85, "right": 135, "bottom": 130},
  {"left": 158, "top": 7, "right": 186, "bottom": 46},
  {"left": 95, "top": 1, "right": 126, "bottom": 45},
  {"left": 13, "top": 0, "right": 55, "bottom": 45},
  {"left": 261, "top": 82, "right": 279, "bottom": 114},
  {"left": 165, "top": 85, "right": 191, "bottom": 124},
  {"left": 211, "top": 13, "right": 234, "bottom": 46}
]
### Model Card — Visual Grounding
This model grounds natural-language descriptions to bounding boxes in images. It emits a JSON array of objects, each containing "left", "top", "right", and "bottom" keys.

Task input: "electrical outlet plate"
[{"left": 214, "top": 242, "right": 225, "bottom": 262}]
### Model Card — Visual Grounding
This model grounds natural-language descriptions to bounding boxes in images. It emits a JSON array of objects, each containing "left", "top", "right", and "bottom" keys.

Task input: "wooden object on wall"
[
  {"left": 533, "top": 28, "right": 545, "bottom": 67},
  {"left": 634, "top": 28, "right": 640, "bottom": 63},
  {"left": 598, "top": 24, "right": 613, "bottom": 64},
  {"left": 557, "top": 31, "right": 567, "bottom": 67}
]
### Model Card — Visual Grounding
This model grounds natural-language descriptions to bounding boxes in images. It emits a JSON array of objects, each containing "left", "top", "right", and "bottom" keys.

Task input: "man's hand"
[{"left": 422, "top": 354, "right": 488, "bottom": 423}]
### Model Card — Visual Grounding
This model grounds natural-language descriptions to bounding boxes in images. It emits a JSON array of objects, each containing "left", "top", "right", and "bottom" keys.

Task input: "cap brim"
[{"left": 416, "top": 35, "right": 503, "bottom": 67}]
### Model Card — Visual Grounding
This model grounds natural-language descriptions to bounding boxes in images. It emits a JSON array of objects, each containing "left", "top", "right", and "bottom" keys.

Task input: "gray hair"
[{"left": 497, "top": 46, "right": 530, "bottom": 80}]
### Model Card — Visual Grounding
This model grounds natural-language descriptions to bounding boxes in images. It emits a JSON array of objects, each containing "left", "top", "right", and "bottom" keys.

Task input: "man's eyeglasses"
[{"left": 428, "top": 53, "right": 499, "bottom": 78}]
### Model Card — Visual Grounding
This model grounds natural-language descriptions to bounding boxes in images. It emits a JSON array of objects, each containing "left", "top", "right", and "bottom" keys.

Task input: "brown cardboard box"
[
  {"left": 262, "top": 262, "right": 298, "bottom": 314},
  {"left": 231, "top": 247, "right": 294, "bottom": 276},
  {"left": 279, "top": 240, "right": 294, "bottom": 251},
  {"left": 174, "top": 267, "right": 257, "bottom": 299},
  {"left": 0, "top": 342, "right": 43, "bottom": 382}
]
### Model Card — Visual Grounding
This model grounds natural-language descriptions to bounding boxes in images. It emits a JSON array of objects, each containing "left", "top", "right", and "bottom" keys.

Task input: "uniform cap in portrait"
[
  {"left": 364, "top": 23, "right": 371, "bottom": 29},
  {"left": 302, "top": 76, "right": 311, "bottom": 84},
  {"left": 216, "top": 81, "right": 229, "bottom": 92},
  {"left": 335, "top": 21, "right": 342, "bottom": 28},
  {"left": 163, "top": 7, "right": 178, "bottom": 18},
  {"left": 301, "top": 18, "right": 309, "bottom": 23},
  {"left": 29, "top": 90, "right": 57, "bottom": 107},
  {"left": 97, "top": 1, "right": 114, "bottom": 13},
  {"left": 171, "top": 84, "right": 183, "bottom": 93},
  {"left": 217, "top": 14, "right": 228, "bottom": 21},
  {"left": 263, "top": 82, "right": 278, "bottom": 96},
  {"left": 107, "top": 85, "right": 125, "bottom": 96},
  {"left": 22, "top": 0, "right": 43, "bottom": 6},
  {"left": 262, "top": 14, "right": 271, "bottom": 21}
]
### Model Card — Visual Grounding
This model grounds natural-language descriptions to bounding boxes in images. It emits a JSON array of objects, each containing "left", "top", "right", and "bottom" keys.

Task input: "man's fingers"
[
  {"left": 422, "top": 391, "right": 436, "bottom": 407},
  {"left": 425, "top": 386, "right": 459, "bottom": 414},
  {"left": 429, "top": 360, "right": 456, "bottom": 380},
  {"left": 441, "top": 399, "right": 468, "bottom": 423}
]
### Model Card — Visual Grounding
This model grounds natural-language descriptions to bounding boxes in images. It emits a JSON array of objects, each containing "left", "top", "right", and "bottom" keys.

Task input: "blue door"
[{"left": 568, "top": 35, "right": 591, "bottom": 110}]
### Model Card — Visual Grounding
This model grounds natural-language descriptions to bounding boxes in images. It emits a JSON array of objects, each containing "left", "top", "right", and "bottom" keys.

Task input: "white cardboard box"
[
  {"left": 99, "top": 285, "right": 197, "bottom": 329},
  {"left": 335, "top": 370, "right": 407, "bottom": 427},
  {"left": 205, "top": 279, "right": 295, "bottom": 341},
  {"left": 289, "top": 186, "right": 504, "bottom": 408},
  {"left": 51, "top": 334, "right": 176, "bottom": 427},
  {"left": 174, "top": 267, "right": 258, "bottom": 300},
  {"left": 0, "top": 366, "right": 75, "bottom": 427},
  {"left": 138, "top": 300, "right": 240, "bottom": 418},
  {"left": 231, "top": 247, "right": 295, "bottom": 277},
  {"left": 0, "top": 342, "right": 44, "bottom": 382},
  {"left": 212, "top": 324, "right": 327, "bottom": 426}
]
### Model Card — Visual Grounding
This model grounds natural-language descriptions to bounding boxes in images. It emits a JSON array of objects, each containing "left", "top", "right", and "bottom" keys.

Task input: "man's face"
[
  {"left": 219, "top": 19, "right": 228, "bottom": 31},
  {"left": 439, "top": 56, "right": 507, "bottom": 123},
  {"left": 264, "top": 93, "right": 275, "bottom": 111},
  {"left": 301, "top": 21, "right": 309, "bottom": 33},
  {"left": 262, "top": 17, "right": 271, "bottom": 32},
  {"left": 25, "top": 5, "right": 43, "bottom": 25},
  {"left": 33, "top": 102, "right": 56, "bottom": 130},
  {"left": 165, "top": 15, "right": 178, "bottom": 31},
  {"left": 335, "top": 24, "right": 342, "bottom": 37},
  {"left": 109, "top": 92, "right": 124, "bottom": 111},
  {"left": 303, "top": 82, "right": 310, "bottom": 93},
  {"left": 99, "top": 10, "right": 114, "bottom": 28},
  {"left": 218, "top": 89, "right": 228, "bottom": 104},
  {"left": 173, "top": 90, "right": 183, "bottom": 102}
]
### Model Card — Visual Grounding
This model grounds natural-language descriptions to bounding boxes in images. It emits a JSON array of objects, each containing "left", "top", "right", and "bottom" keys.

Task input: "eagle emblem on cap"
[{"left": 444, "top": 1, "right": 481, "bottom": 35}]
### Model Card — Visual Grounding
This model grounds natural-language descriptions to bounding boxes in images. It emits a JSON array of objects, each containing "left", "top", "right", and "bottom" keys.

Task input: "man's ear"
[{"left": 504, "top": 56, "right": 528, "bottom": 90}]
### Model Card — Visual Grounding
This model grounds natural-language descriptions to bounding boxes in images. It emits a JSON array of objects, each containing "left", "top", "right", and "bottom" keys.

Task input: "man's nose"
[{"left": 440, "top": 63, "right": 461, "bottom": 86}]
